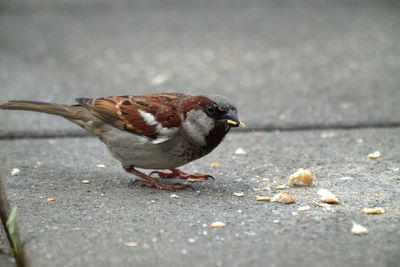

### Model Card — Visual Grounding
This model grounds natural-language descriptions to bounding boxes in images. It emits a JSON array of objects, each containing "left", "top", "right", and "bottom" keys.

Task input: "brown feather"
[
  {"left": 0, "top": 100, "right": 84, "bottom": 120},
  {"left": 181, "top": 95, "right": 216, "bottom": 120},
  {"left": 76, "top": 94, "right": 188, "bottom": 139}
]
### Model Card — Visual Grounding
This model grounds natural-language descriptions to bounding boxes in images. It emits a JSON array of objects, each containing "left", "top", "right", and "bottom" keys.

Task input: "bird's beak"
[{"left": 224, "top": 109, "right": 245, "bottom": 128}]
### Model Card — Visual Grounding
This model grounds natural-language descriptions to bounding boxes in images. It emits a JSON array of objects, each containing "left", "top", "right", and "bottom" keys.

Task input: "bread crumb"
[
  {"left": 187, "top": 178, "right": 204, "bottom": 183},
  {"left": 234, "top": 148, "right": 246, "bottom": 155},
  {"left": 71, "top": 227, "right": 80, "bottom": 231},
  {"left": 318, "top": 189, "right": 339, "bottom": 204},
  {"left": 125, "top": 242, "right": 138, "bottom": 247},
  {"left": 298, "top": 206, "right": 311, "bottom": 211},
  {"left": 255, "top": 196, "right": 271, "bottom": 202},
  {"left": 47, "top": 198, "right": 55, "bottom": 202},
  {"left": 274, "top": 184, "right": 287, "bottom": 190},
  {"left": 81, "top": 180, "right": 90, "bottom": 184},
  {"left": 340, "top": 176, "right": 354, "bottom": 181},
  {"left": 368, "top": 151, "right": 381, "bottom": 159},
  {"left": 362, "top": 207, "right": 385, "bottom": 214},
  {"left": 351, "top": 223, "right": 368, "bottom": 235},
  {"left": 314, "top": 202, "right": 332, "bottom": 211},
  {"left": 253, "top": 188, "right": 261, "bottom": 191},
  {"left": 170, "top": 194, "right": 179, "bottom": 198},
  {"left": 96, "top": 164, "right": 107, "bottom": 168},
  {"left": 375, "top": 193, "right": 383, "bottom": 197},
  {"left": 227, "top": 119, "right": 245, "bottom": 127},
  {"left": 211, "top": 162, "right": 220, "bottom": 167},
  {"left": 11, "top": 168, "right": 20, "bottom": 176},
  {"left": 271, "top": 192, "right": 296, "bottom": 204},
  {"left": 210, "top": 222, "right": 226, "bottom": 228},
  {"left": 288, "top": 168, "right": 314, "bottom": 186},
  {"left": 233, "top": 192, "right": 244, "bottom": 197},
  {"left": 321, "top": 132, "right": 337, "bottom": 138},
  {"left": 263, "top": 187, "right": 271, "bottom": 191}
]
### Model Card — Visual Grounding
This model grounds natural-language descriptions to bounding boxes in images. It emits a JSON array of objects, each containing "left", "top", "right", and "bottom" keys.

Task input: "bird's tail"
[{"left": 0, "top": 100, "right": 79, "bottom": 119}]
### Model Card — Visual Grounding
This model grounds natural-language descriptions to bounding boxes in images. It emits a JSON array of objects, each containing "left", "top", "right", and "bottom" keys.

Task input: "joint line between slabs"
[{"left": 0, "top": 123, "right": 399, "bottom": 140}]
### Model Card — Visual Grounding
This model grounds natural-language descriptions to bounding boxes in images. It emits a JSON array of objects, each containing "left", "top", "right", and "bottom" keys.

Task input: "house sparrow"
[{"left": 0, "top": 93, "right": 244, "bottom": 190}]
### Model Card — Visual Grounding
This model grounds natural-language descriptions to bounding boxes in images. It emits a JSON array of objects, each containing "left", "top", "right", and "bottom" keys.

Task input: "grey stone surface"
[
  {"left": 0, "top": 129, "right": 399, "bottom": 267},
  {"left": 0, "top": 221, "right": 16, "bottom": 267},
  {"left": 1, "top": 0, "right": 400, "bottom": 137}
]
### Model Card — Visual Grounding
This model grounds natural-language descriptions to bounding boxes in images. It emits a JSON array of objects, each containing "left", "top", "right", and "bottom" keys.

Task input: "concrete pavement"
[
  {"left": 0, "top": 129, "right": 399, "bottom": 266},
  {"left": 0, "top": 0, "right": 399, "bottom": 266},
  {"left": 0, "top": 223, "right": 15, "bottom": 267}
]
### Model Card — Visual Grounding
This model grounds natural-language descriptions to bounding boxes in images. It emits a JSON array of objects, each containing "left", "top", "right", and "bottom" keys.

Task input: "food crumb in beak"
[{"left": 227, "top": 119, "right": 246, "bottom": 127}]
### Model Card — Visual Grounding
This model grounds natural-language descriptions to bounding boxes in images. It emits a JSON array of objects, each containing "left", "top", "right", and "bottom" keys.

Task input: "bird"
[{"left": 0, "top": 93, "right": 244, "bottom": 190}]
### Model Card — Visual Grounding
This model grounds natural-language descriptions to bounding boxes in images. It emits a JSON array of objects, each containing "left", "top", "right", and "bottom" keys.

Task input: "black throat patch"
[{"left": 203, "top": 122, "right": 230, "bottom": 154}]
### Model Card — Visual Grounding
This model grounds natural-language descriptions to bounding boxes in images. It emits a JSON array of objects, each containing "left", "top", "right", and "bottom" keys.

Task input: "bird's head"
[{"left": 181, "top": 94, "right": 244, "bottom": 146}]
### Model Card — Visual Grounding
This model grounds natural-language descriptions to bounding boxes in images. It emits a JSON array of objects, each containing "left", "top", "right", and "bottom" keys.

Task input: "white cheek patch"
[
  {"left": 183, "top": 109, "right": 215, "bottom": 145},
  {"left": 139, "top": 110, "right": 158, "bottom": 125}
]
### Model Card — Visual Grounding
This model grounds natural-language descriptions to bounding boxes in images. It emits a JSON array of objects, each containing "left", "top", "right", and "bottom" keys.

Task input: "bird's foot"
[
  {"left": 150, "top": 168, "right": 214, "bottom": 180},
  {"left": 126, "top": 166, "right": 188, "bottom": 190}
]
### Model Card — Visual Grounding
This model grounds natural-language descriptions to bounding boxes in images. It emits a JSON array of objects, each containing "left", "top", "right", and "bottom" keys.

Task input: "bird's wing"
[{"left": 76, "top": 93, "right": 187, "bottom": 140}]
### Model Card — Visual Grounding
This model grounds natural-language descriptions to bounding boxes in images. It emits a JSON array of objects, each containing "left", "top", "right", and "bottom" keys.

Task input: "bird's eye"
[{"left": 206, "top": 105, "right": 217, "bottom": 114}]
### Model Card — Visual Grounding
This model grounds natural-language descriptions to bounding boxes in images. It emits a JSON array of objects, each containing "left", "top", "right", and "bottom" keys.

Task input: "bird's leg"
[
  {"left": 150, "top": 168, "right": 214, "bottom": 180},
  {"left": 125, "top": 166, "right": 187, "bottom": 190}
]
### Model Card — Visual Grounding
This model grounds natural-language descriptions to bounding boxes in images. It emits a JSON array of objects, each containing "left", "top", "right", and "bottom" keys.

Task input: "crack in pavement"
[{"left": 0, "top": 122, "right": 398, "bottom": 140}]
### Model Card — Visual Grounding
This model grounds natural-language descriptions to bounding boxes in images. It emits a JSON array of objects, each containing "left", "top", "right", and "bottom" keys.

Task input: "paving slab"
[
  {"left": 0, "top": 128, "right": 399, "bottom": 267},
  {"left": 1, "top": 0, "right": 400, "bottom": 137},
  {"left": 0, "top": 222, "right": 16, "bottom": 267}
]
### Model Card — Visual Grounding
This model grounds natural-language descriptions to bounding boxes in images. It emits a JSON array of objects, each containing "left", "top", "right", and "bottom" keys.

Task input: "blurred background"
[{"left": 1, "top": 0, "right": 399, "bottom": 135}]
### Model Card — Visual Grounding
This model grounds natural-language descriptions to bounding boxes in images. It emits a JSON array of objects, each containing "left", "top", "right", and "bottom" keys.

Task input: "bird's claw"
[{"left": 150, "top": 169, "right": 214, "bottom": 180}]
